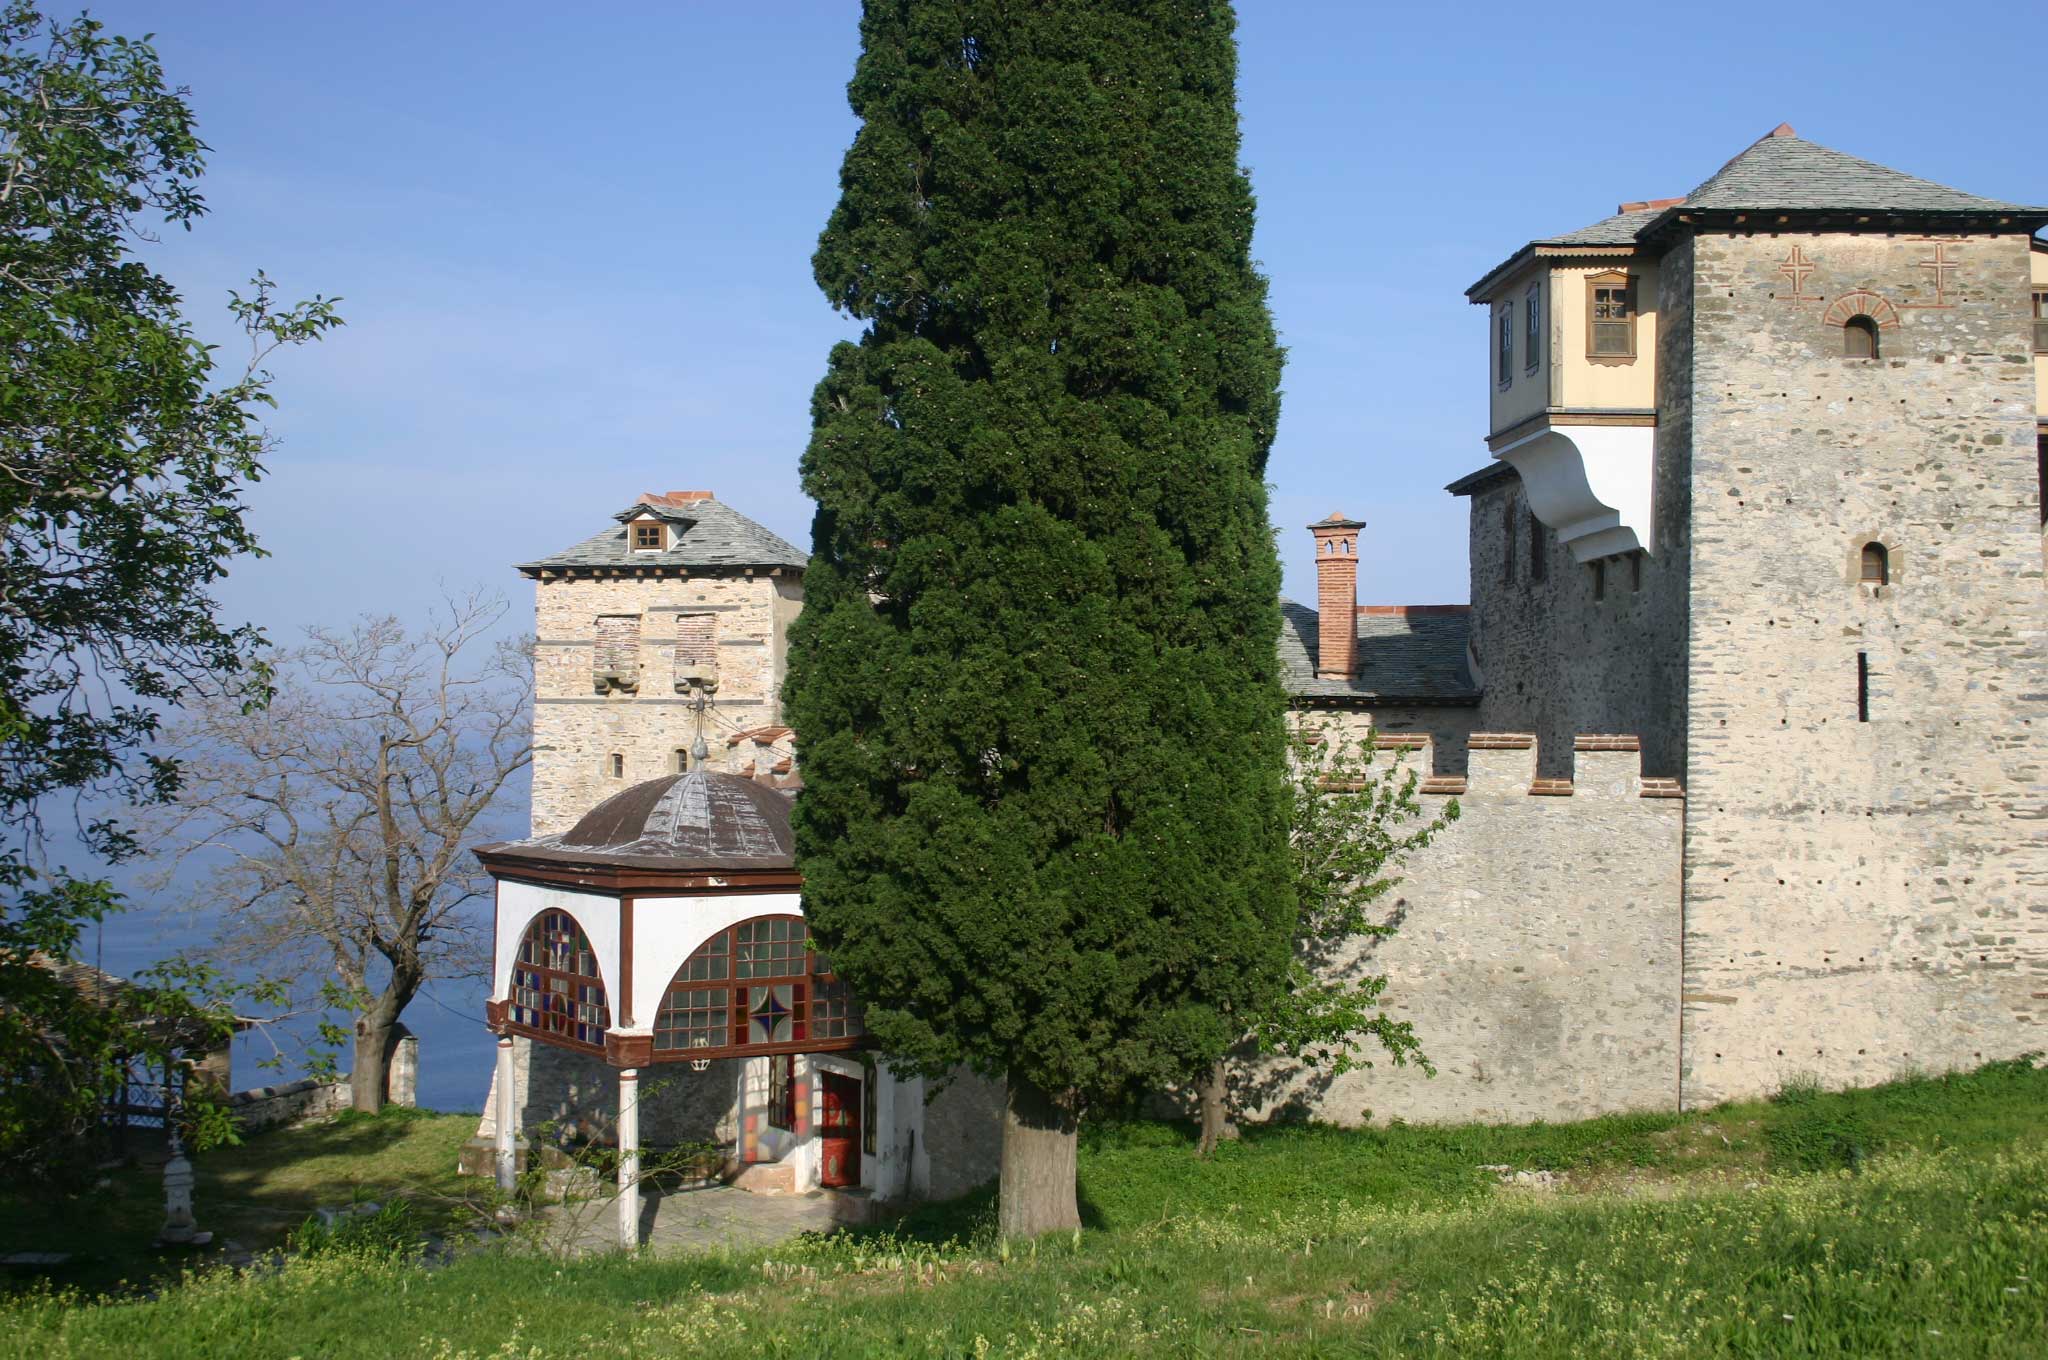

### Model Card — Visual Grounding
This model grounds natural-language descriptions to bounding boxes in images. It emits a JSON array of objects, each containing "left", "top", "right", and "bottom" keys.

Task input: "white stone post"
[
  {"left": 493, "top": 1036, "right": 517, "bottom": 1192},
  {"left": 617, "top": 1067, "right": 641, "bottom": 1251}
]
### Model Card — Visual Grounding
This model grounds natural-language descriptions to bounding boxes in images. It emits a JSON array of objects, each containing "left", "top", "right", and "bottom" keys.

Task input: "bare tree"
[{"left": 153, "top": 590, "right": 532, "bottom": 1112}]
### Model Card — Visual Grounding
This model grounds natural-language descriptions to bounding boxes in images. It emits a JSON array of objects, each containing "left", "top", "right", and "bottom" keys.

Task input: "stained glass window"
[
  {"left": 509, "top": 910, "right": 609, "bottom": 1049},
  {"left": 652, "top": 915, "right": 863, "bottom": 1060}
]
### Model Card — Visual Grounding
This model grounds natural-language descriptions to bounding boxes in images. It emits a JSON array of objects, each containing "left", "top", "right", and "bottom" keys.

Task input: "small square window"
[{"left": 632, "top": 522, "right": 664, "bottom": 551}]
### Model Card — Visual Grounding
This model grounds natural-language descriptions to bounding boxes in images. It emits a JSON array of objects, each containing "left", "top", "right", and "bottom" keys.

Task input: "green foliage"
[
  {"left": 785, "top": 1, "right": 1293, "bottom": 1112},
  {"left": 5, "top": 1062, "right": 2045, "bottom": 1357},
  {"left": 1244, "top": 728, "right": 1457, "bottom": 1076},
  {"left": 0, "top": 2, "right": 339, "bottom": 1182},
  {"left": 288, "top": 1201, "right": 424, "bottom": 1262}
]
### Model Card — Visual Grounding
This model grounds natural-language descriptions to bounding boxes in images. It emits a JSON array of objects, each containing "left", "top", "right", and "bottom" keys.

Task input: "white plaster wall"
[
  {"left": 621, "top": 892, "right": 802, "bottom": 1033},
  {"left": 493, "top": 882, "right": 623, "bottom": 1004}
]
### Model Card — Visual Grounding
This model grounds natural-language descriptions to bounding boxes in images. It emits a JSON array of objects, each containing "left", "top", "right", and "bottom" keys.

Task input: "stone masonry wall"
[
  {"left": 1243, "top": 725, "right": 1684, "bottom": 1125},
  {"left": 531, "top": 572, "right": 799, "bottom": 834},
  {"left": 1465, "top": 477, "right": 1688, "bottom": 780},
  {"left": 1675, "top": 229, "right": 2048, "bottom": 1107}
]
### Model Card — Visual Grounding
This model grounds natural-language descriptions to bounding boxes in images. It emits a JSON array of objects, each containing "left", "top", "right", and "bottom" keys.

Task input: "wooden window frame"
[
  {"left": 2033, "top": 290, "right": 2048, "bottom": 355},
  {"left": 1860, "top": 541, "right": 1889, "bottom": 586},
  {"left": 650, "top": 914, "right": 865, "bottom": 1063},
  {"left": 767, "top": 1053, "right": 795, "bottom": 1131},
  {"left": 1497, "top": 301, "right": 1514, "bottom": 390},
  {"left": 630, "top": 520, "right": 665, "bottom": 552},
  {"left": 508, "top": 910, "right": 610, "bottom": 1052},
  {"left": 1524, "top": 283, "right": 1542, "bottom": 373},
  {"left": 1586, "top": 271, "right": 1637, "bottom": 365},
  {"left": 1843, "top": 315, "right": 1879, "bottom": 360}
]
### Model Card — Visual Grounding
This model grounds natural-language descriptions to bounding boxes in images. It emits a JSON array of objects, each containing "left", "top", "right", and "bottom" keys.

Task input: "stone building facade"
[
  {"left": 1382, "top": 124, "right": 2048, "bottom": 1115},
  {"left": 521, "top": 490, "right": 806, "bottom": 835},
  {"left": 500, "top": 128, "right": 2046, "bottom": 1148}
]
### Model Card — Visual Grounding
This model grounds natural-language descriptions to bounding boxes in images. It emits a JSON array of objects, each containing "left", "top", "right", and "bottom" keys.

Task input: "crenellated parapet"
[{"left": 1330, "top": 727, "right": 1685, "bottom": 802}]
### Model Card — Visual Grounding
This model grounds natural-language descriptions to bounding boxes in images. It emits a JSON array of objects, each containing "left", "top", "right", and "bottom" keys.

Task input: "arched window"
[
  {"left": 1843, "top": 315, "right": 1879, "bottom": 359},
  {"left": 509, "top": 911, "right": 609, "bottom": 1049},
  {"left": 1860, "top": 541, "right": 1889, "bottom": 585},
  {"left": 652, "top": 915, "right": 863, "bottom": 1060}
]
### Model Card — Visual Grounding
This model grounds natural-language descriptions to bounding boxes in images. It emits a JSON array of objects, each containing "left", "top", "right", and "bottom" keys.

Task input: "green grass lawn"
[
  {"left": 4, "top": 1060, "right": 2045, "bottom": 1358},
  {"left": 0, "top": 1107, "right": 477, "bottom": 1296}
]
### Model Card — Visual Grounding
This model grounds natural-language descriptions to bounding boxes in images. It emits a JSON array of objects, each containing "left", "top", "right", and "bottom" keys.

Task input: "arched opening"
[
  {"left": 1860, "top": 541, "right": 1889, "bottom": 585},
  {"left": 509, "top": 910, "right": 609, "bottom": 1049},
  {"left": 652, "top": 915, "right": 863, "bottom": 1060},
  {"left": 1843, "top": 315, "right": 1879, "bottom": 359}
]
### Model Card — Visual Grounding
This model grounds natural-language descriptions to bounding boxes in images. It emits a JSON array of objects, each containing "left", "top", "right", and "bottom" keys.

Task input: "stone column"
[
  {"left": 493, "top": 1036, "right": 517, "bottom": 1192},
  {"left": 617, "top": 1067, "right": 641, "bottom": 1251},
  {"left": 386, "top": 1026, "right": 419, "bottom": 1108}
]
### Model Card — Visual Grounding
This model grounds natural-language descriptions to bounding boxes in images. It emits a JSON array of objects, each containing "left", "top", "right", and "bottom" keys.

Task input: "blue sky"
[
  {"left": 61, "top": 0, "right": 2043, "bottom": 1108},
  {"left": 80, "top": 0, "right": 2047, "bottom": 632}
]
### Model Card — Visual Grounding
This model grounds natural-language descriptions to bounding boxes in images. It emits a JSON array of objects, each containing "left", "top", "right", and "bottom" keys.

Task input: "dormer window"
[{"left": 632, "top": 521, "right": 665, "bottom": 552}]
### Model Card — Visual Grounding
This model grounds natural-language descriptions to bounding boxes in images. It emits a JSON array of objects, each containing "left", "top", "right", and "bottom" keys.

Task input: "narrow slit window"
[
  {"left": 1524, "top": 284, "right": 1542, "bottom": 372},
  {"left": 609, "top": 752, "right": 625, "bottom": 779},
  {"left": 1592, "top": 560, "right": 1606, "bottom": 601},
  {"left": 1630, "top": 552, "right": 1643, "bottom": 593},
  {"left": 1528, "top": 508, "right": 1546, "bottom": 581},
  {"left": 1860, "top": 541, "right": 1888, "bottom": 585},
  {"left": 1843, "top": 315, "right": 1879, "bottom": 359},
  {"left": 674, "top": 747, "right": 690, "bottom": 774},
  {"left": 1857, "top": 652, "right": 1870, "bottom": 723},
  {"left": 1497, "top": 302, "right": 1514, "bottom": 389}
]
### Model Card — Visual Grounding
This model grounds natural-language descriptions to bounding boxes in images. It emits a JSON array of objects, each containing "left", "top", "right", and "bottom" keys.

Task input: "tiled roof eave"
[
  {"left": 1637, "top": 204, "right": 2048, "bottom": 244},
  {"left": 516, "top": 560, "right": 806, "bottom": 579},
  {"left": 1466, "top": 241, "right": 1647, "bottom": 302}
]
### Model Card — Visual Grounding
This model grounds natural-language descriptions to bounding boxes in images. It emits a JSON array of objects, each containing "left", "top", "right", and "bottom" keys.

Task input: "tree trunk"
[
  {"left": 1195, "top": 1057, "right": 1240, "bottom": 1157},
  {"left": 349, "top": 980, "right": 416, "bottom": 1115},
  {"left": 350, "top": 1012, "right": 390, "bottom": 1115},
  {"left": 997, "top": 1074, "right": 1080, "bottom": 1240}
]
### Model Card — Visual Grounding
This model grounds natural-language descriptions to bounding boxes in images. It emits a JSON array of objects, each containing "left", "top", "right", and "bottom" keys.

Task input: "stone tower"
[
  {"left": 517, "top": 491, "right": 807, "bottom": 835},
  {"left": 1459, "top": 126, "right": 2048, "bottom": 1107}
]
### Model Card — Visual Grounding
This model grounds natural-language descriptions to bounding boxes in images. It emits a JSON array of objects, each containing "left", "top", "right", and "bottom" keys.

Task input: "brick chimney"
[{"left": 1309, "top": 512, "right": 1365, "bottom": 679}]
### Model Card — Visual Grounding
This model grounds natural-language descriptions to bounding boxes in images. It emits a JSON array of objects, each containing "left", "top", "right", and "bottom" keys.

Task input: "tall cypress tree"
[{"left": 786, "top": 0, "right": 1290, "bottom": 1237}]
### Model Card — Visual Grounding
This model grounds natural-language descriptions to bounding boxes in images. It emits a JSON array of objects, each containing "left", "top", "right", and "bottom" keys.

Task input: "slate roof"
[
  {"left": 1279, "top": 601, "right": 1478, "bottom": 704},
  {"left": 1469, "top": 125, "right": 2048, "bottom": 299},
  {"left": 1537, "top": 205, "right": 1667, "bottom": 248},
  {"left": 518, "top": 494, "right": 807, "bottom": 574},
  {"left": 1672, "top": 129, "right": 2040, "bottom": 216}
]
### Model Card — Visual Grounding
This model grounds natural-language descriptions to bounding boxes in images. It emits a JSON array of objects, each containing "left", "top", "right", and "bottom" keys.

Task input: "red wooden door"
[{"left": 819, "top": 1071, "right": 861, "bottom": 1188}]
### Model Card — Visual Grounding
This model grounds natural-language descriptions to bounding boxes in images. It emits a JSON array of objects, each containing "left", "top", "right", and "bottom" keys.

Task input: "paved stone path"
[{"left": 552, "top": 1184, "right": 860, "bottom": 1257}]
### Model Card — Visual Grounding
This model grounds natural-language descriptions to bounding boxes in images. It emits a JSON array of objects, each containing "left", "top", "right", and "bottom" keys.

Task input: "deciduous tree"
[
  {"left": 0, "top": 2, "right": 338, "bottom": 1177},
  {"left": 1196, "top": 727, "right": 1458, "bottom": 1154},
  {"left": 155, "top": 593, "right": 531, "bottom": 1113},
  {"left": 786, "top": 0, "right": 1290, "bottom": 1237}
]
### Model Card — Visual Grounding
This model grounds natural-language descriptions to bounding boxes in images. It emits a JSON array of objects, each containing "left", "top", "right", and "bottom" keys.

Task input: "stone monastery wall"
[
  {"left": 1246, "top": 722, "right": 1684, "bottom": 1126},
  {"left": 530, "top": 572, "right": 802, "bottom": 835},
  {"left": 1671, "top": 229, "right": 2048, "bottom": 1108}
]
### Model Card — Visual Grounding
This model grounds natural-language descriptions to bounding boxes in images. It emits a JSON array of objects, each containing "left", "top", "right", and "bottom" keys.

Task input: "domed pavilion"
[{"left": 474, "top": 770, "right": 939, "bottom": 1247}]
